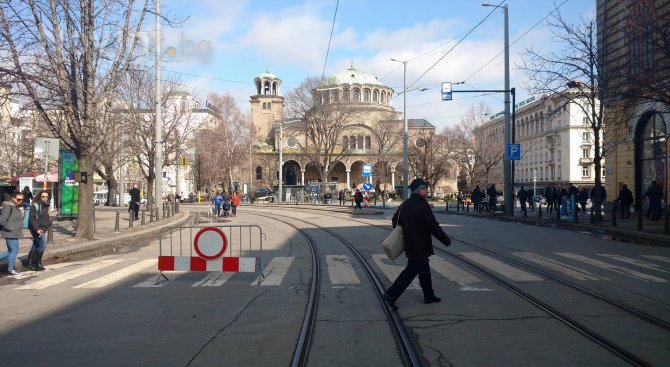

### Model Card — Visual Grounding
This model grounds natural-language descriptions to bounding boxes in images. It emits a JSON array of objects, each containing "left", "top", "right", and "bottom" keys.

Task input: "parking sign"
[
  {"left": 507, "top": 144, "right": 520, "bottom": 160},
  {"left": 362, "top": 164, "right": 372, "bottom": 177}
]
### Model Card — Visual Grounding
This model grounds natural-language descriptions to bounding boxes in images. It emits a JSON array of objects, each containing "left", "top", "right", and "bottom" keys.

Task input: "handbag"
[{"left": 381, "top": 204, "right": 405, "bottom": 261}]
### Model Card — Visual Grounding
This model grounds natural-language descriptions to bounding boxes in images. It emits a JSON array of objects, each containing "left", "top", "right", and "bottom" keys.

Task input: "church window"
[
  {"left": 373, "top": 91, "right": 378, "bottom": 103},
  {"left": 272, "top": 82, "right": 278, "bottom": 95},
  {"left": 256, "top": 166, "right": 263, "bottom": 180},
  {"left": 353, "top": 88, "right": 360, "bottom": 102},
  {"left": 343, "top": 136, "right": 349, "bottom": 149},
  {"left": 267, "top": 102, "right": 271, "bottom": 109},
  {"left": 343, "top": 89, "right": 349, "bottom": 101},
  {"left": 350, "top": 135, "right": 356, "bottom": 149},
  {"left": 380, "top": 92, "right": 385, "bottom": 104},
  {"left": 263, "top": 82, "right": 270, "bottom": 95},
  {"left": 365, "top": 136, "right": 371, "bottom": 149},
  {"left": 357, "top": 135, "right": 363, "bottom": 148},
  {"left": 364, "top": 89, "right": 370, "bottom": 102}
]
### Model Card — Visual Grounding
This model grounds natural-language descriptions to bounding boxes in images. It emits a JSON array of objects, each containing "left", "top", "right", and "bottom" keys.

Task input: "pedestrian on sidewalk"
[
  {"left": 0, "top": 191, "right": 25, "bottom": 276},
  {"left": 643, "top": 180, "right": 663, "bottom": 222},
  {"left": 212, "top": 192, "right": 223, "bottom": 217},
  {"left": 578, "top": 187, "right": 589, "bottom": 216},
  {"left": 615, "top": 184, "right": 634, "bottom": 219},
  {"left": 472, "top": 186, "right": 483, "bottom": 213},
  {"left": 21, "top": 186, "right": 33, "bottom": 210},
  {"left": 518, "top": 186, "right": 528, "bottom": 217},
  {"left": 545, "top": 183, "right": 556, "bottom": 214},
  {"left": 128, "top": 184, "right": 141, "bottom": 220},
  {"left": 27, "top": 190, "right": 51, "bottom": 271},
  {"left": 354, "top": 189, "right": 363, "bottom": 209},
  {"left": 338, "top": 189, "right": 345, "bottom": 206},
  {"left": 231, "top": 191, "right": 240, "bottom": 217},
  {"left": 486, "top": 184, "right": 497, "bottom": 212},
  {"left": 382, "top": 179, "right": 451, "bottom": 310}
]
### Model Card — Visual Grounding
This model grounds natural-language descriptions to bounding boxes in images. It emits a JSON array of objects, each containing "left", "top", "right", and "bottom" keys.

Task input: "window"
[
  {"left": 353, "top": 89, "right": 360, "bottom": 102},
  {"left": 364, "top": 89, "right": 370, "bottom": 102},
  {"left": 180, "top": 99, "right": 187, "bottom": 111},
  {"left": 582, "top": 166, "right": 590, "bottom": 177},
  {"left": 357, "top": 135, "right": 363, "bottom": 149},
  {"left": 583, "top": 117, "right": 590, "bottom": 126},
  {"left": 256, "top": 166, "right": 263, "bottom": 180},
  {"left": 373, "top": 91, "right": 378, "bottom": 103},
  {"left": 380, "top": 92, "right": 385, "bottom": 104},
  {"left": 350, "top": 135, "right": 356, "bottom": 149},
  {"left": 343, "top": 136, "right": 349, "bottom": 149},
  {"left": 582, "top": 148, "right": 590, "bottom": 158},
  {"left": 262, "top": 102, "right": 266, "bottom": 109},
  {"left": 557, "top": 150, "right": 561, "bottom": 161},
  {"left": 287, "top": 137, "right": 297, "bottom": 148},
  {"left": 264, "top": 82, "right": 270, "bottom": 95},
  {"left": 267, "top": 102, "right": 271, "bottom": 109},
  {"left": 415, "top": 138, "right": 426, "bottom": 148},
  {"left": 343, "top": 90, "right": 350, "bottom": 101},
  {"left": 365, "top": 136, "right": 371, "bottom": 149},
  {"left": 582, "top": 132, "right": 590, "bottom": 142}
]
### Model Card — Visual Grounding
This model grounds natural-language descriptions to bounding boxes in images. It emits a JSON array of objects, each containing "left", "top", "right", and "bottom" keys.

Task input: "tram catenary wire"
[
  {"left": 245, "top": 211, "right": 422, "bottom": 367},
  {"left": 246, "top": 205, "right": 664, "bottom": 366}
]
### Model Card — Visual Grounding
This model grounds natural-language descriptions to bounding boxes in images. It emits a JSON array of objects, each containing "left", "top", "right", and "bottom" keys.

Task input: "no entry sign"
[{"left": 193, "top": 227, "right": 228, "bottom": 260}]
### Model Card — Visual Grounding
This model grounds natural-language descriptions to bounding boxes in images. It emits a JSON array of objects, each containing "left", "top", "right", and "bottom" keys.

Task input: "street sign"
[
  {"left": 363, "top": 182, "right": 372, "bottom": 191},
  {"left": 441, "top": 82, "right": 452, "bottom": 101},
  {"left": 362, "top": 164, "right": 372, "bottom": 177},
  {"left": 507, "top": 144, "right": 521, "bottom": 160},
  {"left": 34, "top": 137, "right": 60, "bottom": 160},
  {"left": 193, "top": 227, "right": 228, "bottom": 261}
]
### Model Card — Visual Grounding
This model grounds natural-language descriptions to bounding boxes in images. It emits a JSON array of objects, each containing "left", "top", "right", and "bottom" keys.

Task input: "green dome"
[
  {"left": 258, "top": 69, "right": 278, "bottom": 79},
  {"left": 325, "top": 66, "right": 382, "bottom": 86}
]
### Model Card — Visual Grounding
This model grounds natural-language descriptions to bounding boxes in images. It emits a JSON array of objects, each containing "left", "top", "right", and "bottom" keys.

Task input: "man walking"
[
  {"left": 0, "top": 191, "right": 25, "bottom": 276},
  {"left": 518, "top": 186, "right": 528, "bottom": 217},
  {"left": 382, "top": 179, "right": 451, "bottom": 310},
  {"left": 128, "top": 184, "right": 141, "bottom": 220},
  {"left": 615, "top": 184, "right": 634, "bottom": 219},
  {"left": 643, "top": 180, "right": 663, "bottom": 221}
]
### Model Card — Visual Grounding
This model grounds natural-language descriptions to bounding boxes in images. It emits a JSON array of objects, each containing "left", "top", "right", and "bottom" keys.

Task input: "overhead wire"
[{"left": 321, "top": 0, "right": 340, "bottom": 82}]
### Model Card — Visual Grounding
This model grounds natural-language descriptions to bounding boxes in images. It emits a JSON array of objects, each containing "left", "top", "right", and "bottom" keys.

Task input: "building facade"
[
  {"left": 597, "top": 0, "right": 669, "bottom": 209},
  {"left": 480, "top": 91, "right": 603, "bottom": 194},
  {"left": 250, "top": 66, "right": 457, "bottom": 198}
]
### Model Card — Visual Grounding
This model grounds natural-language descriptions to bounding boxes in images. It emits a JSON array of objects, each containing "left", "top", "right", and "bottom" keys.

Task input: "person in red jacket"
[
  {"left": 231, "top": 191, "right": 241, "bottom": 217},
  {"left": 382, "top": 178, "right": 451, "bottom": 310}
]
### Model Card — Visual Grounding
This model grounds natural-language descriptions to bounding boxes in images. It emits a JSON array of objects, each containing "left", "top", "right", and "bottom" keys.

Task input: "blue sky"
[{"left": 151, "top": 0, "right": 596, "bottom": 130}]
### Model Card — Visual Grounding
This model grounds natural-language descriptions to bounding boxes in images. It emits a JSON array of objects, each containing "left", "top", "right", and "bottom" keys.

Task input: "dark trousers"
[
  {"left": 386, "top": 258, "right": 435, "bottom": 301},
  {"left": 520, "top": 201, "right": 527, "bottom": 216},
  {"left": 488, "top": 198, "right": 495, "bottom": 212},
  {"left": 620, "top": 203, "right": 631, "bottom": 219},
  {"left": 546, "top": 200, "right": 554, "bottom": 213},
  {"left": 129, "top": 202, "right": 140, "bottom": 219},
  {"left": 232, "top": 205, "right": 237, "bottom": 216},
  {"left": 355, "top": 201, "right": 362, "bottom": 209}
]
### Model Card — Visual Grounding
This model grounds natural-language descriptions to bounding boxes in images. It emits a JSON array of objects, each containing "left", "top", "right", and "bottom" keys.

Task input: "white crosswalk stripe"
[
  {"left": 192, "top": 272, "right": 235, "bottom": 287},
  {"left": 250, "top": 257, "right": 294, "bottom": 286},
  {"left": 640, "top": 255, "right": 670, "bottom": 264},
  {"left": 371, "top": 254, "right": 420, "bottom": 289},
  {"left": 133, "top": 271, "right": 187, "bottom": 288},
  {"left": 74, "top": 259, "right": 157, "bottom": 288},
  {"left": 17, "top": 259, "right": 125, "bottom": 290},
  {"left": 326, "top": 255, "right": 360, "bottom": 284},
  {"left": 598, "top": 254, "right": 670, "bottom": 274},
  {"left": 511, "top": 252, "right": 606, "bottom": 280},
  {"left": 460, "top": 252, "right": 544, "bottom": 281},
  {"left": 556, "top": 253, "right": 667, "bottom": 283}
]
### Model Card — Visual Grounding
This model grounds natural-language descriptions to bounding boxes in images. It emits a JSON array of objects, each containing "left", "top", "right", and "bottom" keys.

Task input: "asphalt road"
[{"left": 0, "top": 205, "right": 668, "bottom": 366}]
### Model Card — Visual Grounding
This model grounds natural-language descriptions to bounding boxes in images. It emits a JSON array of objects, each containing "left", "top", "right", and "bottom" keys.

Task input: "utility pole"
[
  {"left": 154, "top": 0, "right": 163, "bottom": 213},
  {"left": 277, "top": 118, "right": 283, "bottom": 203},
  {"left": 391, "top": 58, "right": 409, "bottom": 199}
]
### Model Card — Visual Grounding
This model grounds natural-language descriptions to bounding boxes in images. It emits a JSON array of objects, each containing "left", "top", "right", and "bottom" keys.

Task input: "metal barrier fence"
[{"left": 156, "top": 224, "right": 265, "bottom": 283}]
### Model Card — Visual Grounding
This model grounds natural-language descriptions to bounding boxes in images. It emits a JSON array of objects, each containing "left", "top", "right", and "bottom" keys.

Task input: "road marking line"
[
  {"left": 17, "top": 259, "right": 124, "bottom": 290},
  {"left": 251, "top": 257, "right": 293, "bottom": 286},
  {"left": 326, "top": 255, "right": 360, "bottom": 284},
  {"left": 556, "top": 253, "right": 667, "bottom": 283},
  {"left": 74, "top": 259, "right": 157, "bottom": 288},
  {"left": 460, "top": 252, "right": 543, "bottom": 281},
  {"left": 193, "top": 272, "right": 235, "bottom": 287},
  {"left": 371, "top": 254, "right": 419, "bottom": 289},
  {"left": 133, "top": 271, "right": 187, "bottom": 288},
  {"left": 430, "top": 256, "right": 481, "bottom": 282},
  {"left": 456, "top": 282, "right": 493, "bottom": 291},
  {"left": 598, "top": 254, "right": 670, "bottom": 273},
  {"left": 640, "top": 255, "right": 670, "bottom": 265},
  {"left": 511, "top": 252, "right": 605, "bottom": 280}
]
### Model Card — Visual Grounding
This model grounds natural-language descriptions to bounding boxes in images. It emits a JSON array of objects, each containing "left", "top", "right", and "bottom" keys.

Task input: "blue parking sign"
[
  {"left": 507, "top": 144, "right": 520, "bottom": 160},
  {"left": 362, "top": 164, "right": 372, "bottom": 177}
]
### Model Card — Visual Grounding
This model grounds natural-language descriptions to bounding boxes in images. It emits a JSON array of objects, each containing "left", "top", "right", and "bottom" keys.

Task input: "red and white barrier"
[{"left": 158, "top": 256, "right": 256, "bottom": 272}]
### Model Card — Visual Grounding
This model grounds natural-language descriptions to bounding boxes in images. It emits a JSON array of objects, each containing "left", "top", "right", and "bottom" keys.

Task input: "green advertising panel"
[{"left": 59, "top": 151, "right": 79, "bottom": 218}]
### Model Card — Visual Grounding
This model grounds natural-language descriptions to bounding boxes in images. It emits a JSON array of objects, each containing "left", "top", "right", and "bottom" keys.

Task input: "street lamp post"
[
  {"left": 277, "top": 117, "right": 283, "bottom": 204},
  {"left": 391, "top": 58, "right": 409, "bottom": 200},
  {"left": 154, "top": 0, "right": 163, "bottom": 215},
  {"left": 483, "top": 3, "right": 512, "bottom": 215}
]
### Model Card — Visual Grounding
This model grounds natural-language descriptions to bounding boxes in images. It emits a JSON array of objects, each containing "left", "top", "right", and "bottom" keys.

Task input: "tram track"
[
  {"left": 246, "top": 205, "right": 667, "bottom": 366},
  {"left": 246, "top": 211, "right": 422, "bottom": 367}
]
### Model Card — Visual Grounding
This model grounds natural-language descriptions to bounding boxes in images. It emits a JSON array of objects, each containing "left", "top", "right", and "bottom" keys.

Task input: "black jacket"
[
  {"left": 392, "top": 193, "right": 451, "bottom": 260},
  {"left": 29, "top": 201, "right": 51, "bottom": 235},
  {"left": 616, "top": 188, "right": 634, "bottom": 205}
]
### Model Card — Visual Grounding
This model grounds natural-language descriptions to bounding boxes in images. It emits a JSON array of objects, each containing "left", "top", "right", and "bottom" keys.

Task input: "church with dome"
[{"left": 249, "top": 65, "right": 456, "bottom": 199}]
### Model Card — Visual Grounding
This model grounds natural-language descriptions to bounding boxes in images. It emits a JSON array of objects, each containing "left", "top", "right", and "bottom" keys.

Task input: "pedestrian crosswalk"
[{"left": 4, "top": 251, "right": 668, "bottom": 291}]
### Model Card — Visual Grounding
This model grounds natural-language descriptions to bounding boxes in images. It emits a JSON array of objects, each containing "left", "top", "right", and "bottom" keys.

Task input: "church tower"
[{"left": 250, "top": 70, "right": 284, "bottom": 146}]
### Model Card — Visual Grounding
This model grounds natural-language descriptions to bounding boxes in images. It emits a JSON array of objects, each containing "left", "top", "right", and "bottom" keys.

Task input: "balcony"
[{"left": 579, "top": 157, "right": 593, "bottom": 165}]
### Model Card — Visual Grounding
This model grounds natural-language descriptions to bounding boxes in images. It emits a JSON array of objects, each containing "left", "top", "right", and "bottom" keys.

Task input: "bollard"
[
  {"left": 176, "top": 201, "right": 180, "bottom": 214},
  {"left": 466, "top": 203, "right": 470, "bottom": 212},
  {"left": 456, "top": 201, "right": 460, "bottom": 212},
  {"left": 556, "top": 203, "right": 560, "bottom": 220},
  {"left": 665, "top": 207, "right": 669, "bottom": 234},
  {"left": 538, "top": 203, "right": 542, "bottom": 219},
  {"left": 445, "top": 201, "right": 449, "bottom": 212},
  {"left": 129, "top": 211, "right": 134, "bottom": 228},
  {"left": 141, "top": 208, "right": 146, "bottom": 226},
  {"left": 611, "top": 202, "right": 617, "bottom": 227},
  {"left": 93, "top": 208, "right": 96, "bottom": 232},
  {"left": 114, "top": 211, "right": 120, "bottom": 232},
  {"left": 637, "top": 205, "right": 643, "bottom": 230},
  {"left": 47, "top": 225, "right": 54, "bottom": 244}
]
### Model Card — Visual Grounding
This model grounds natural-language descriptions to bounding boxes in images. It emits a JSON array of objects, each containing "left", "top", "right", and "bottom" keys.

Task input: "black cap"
[{"left": 410, "top": 178, "right": 430, "bottom": 191}]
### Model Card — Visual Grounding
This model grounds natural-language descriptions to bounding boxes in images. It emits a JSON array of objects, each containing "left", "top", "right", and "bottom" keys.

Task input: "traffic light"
[{"left": 179, "top": 156, "right": 187, "bottom": 167}]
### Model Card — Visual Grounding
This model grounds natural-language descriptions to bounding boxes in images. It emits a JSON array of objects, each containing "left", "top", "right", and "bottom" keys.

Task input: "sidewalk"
[{"left": 1, "top": 206, "right": 191, "bottom": 273}]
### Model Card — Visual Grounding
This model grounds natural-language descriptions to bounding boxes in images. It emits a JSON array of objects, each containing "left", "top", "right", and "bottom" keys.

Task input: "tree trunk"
[
  {"left": 75, "top": 153, "right": 95, "bottom": 240},
  {"left": 146, "top": 177, "right": 155, "bottom": 210}
]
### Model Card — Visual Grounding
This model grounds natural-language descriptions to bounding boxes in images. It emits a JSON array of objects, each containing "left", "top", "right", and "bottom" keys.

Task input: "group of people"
[
  {"left": 211, "top": 189, "right": 241, "bottom": 218},
  {"left": 0, "top": 186, "right": 52, "bottom": 276},
  {"left": 465, "top": 184, "right": 499, "bottom": 213}
]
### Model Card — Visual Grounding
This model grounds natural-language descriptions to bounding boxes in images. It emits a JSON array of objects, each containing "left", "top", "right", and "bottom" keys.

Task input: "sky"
[{"left": 148, "top": 0, "right": 596, "bottom": 130}]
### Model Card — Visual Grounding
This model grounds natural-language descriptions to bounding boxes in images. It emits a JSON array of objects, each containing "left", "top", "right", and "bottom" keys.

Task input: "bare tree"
[
  {"left": 408, "top": 128, "right": 451, "bottom": 187},
  {"left": 370, "top": 116, "right": 403, "bottom": 200},
  {"left": 284, "top": 77, "right": 360, "bottom": 182},
  {"left": 0, "top": 0, "right": 149, "bottom": 239},
  {"left": 117, "top": 70, "right": 197, "bottom": 208},
  {"left": 518, "top": 11, "right": 613, "bottom": 220}
]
